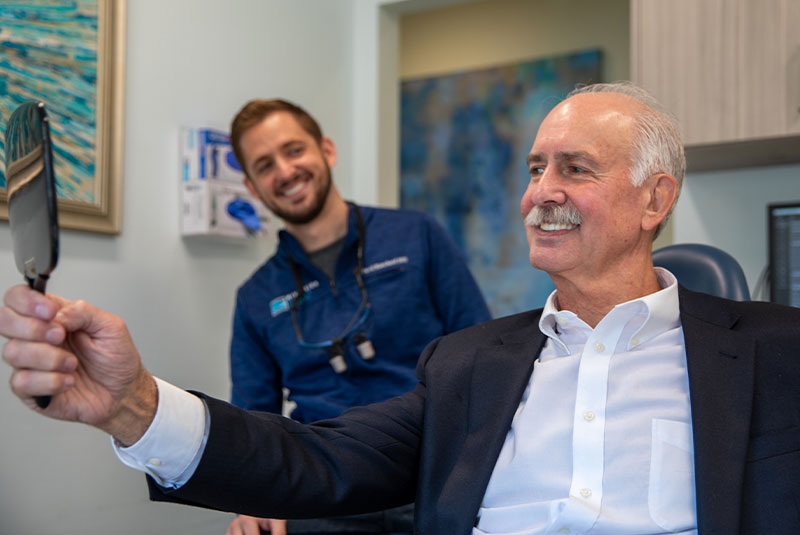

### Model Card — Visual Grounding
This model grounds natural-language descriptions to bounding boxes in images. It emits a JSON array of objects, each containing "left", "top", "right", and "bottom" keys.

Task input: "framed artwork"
[
  {"left": 401, "top": 49, "right": 603, "bottom": 317},
  {"left": 0, "top": 0, "right": 125, "bottom": 234}
]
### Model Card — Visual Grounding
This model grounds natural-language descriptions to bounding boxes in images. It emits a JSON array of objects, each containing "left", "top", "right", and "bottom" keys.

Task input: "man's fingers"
[
  {"left": 3, "top": 285, "right": 62, "bottom": 320},
  {"left": 55, "top": 299, "right": 126, "bottom": 339},
  {"left": 0, "top": 286, "right": 67, "bottom": 344},
  {"left": 8, "top": 366, "right": 74, "bottom": 401},
  {"left": 225, "top": 516, "right": 246, "bottom": 535},
  {"left": 3, "top": 339, "right": 78, "bottom": 372},
  {"left": 265, "top": 518, "right": 287, "bottom": 535},
  {"left": 225, "top": 516, "right": 241, "bottom": 535},
  {"left": 226, "top": 515, "right": 270, "bottom": 535},
  {"left": 0, "top": 302, "right": 65, "bottom": 344},
  {"left": 4, "top": 339, "right": 77, "bottom": 403}
]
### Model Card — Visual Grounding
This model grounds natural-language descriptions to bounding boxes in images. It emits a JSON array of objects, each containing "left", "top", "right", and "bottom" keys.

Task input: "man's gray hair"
[{"left": 567, "top": 82, "right": 686, "bottom": 238}]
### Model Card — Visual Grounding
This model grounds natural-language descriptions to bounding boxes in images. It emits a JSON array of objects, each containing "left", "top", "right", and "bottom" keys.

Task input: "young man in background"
[{"left": 226, "top": 99, "right": 491, "bottom": 534}]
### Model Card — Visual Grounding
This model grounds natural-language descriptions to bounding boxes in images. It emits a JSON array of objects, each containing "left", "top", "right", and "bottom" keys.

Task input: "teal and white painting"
[
  {"left": 0, "top": 0, "right": 99, "bottom": 204},
  {"left": 400, "top": 49, "right": 603, "bottom": 317}
]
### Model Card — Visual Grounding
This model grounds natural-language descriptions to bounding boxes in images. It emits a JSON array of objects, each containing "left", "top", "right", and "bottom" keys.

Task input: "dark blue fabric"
[
  {"left": 285, "top": 502, "right": 413, "bottom": 533},
  {"left": 230, "top": 204, "right": 491, "bottom": 424}
]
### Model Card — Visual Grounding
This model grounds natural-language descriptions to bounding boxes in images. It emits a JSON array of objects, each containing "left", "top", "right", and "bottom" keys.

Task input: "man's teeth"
[
  {"left": 539, "top": 222, "right": 577, "bottom": 232},
  {"left": 283, "top": 182, "right": 304, "bottom": 196}
]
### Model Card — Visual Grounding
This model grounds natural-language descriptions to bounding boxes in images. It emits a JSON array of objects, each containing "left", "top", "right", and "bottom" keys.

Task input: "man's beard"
[
  {"left": 524, "top": 203, "right": 582, "bottom": 227},
  {"left": 267, "top": 166, "right": 333, "bottom": 225}
]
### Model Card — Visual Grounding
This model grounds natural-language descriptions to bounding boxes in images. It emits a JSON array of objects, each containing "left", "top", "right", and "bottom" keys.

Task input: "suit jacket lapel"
[
  {"left": 436, "top": 316, "right": 546, "bottom": 535},
  {"left": 679, "top": 287, "right": 755, "bottom": 535}
]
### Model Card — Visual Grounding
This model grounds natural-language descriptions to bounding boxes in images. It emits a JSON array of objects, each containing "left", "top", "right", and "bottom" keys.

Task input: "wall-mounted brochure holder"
[{"left": 180, "top": 127, "right": 278, "bottom": 239}]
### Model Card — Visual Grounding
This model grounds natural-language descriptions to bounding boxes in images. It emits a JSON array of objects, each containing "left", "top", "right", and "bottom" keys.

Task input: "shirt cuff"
[{"left": 111, "top": 377, "right": 208, "bottom": 489}]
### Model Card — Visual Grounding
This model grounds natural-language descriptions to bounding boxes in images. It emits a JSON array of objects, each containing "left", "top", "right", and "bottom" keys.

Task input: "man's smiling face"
[
  {"left": 240, "top": 111, "right": 336, "bottom": 225},
  {"left": 520, "top": 93, "right": 654, "bottom": 283}
]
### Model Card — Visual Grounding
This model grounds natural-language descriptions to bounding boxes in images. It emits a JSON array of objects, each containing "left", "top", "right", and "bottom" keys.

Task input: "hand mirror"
[{"left": 4, "top": 101, "right": 60, "bottom": 408}]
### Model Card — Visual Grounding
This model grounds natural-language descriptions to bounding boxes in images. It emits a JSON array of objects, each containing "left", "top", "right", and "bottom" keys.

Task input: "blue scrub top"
[{"left": 230, "top": 204, "right": 491, "bottom": 423}]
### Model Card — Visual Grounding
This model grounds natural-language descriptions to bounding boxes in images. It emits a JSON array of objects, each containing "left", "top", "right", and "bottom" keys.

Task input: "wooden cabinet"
[
  {"left": 737, "top": 0, "right": 800, "bottom": 138},
  {"left": 631, "top": 0, "right": 800, "bottom": 170}
]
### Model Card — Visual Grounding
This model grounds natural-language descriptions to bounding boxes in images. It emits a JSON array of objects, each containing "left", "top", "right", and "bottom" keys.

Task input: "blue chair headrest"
[{"left": 652, "top": 243, "right": 750, "bottom": 301}]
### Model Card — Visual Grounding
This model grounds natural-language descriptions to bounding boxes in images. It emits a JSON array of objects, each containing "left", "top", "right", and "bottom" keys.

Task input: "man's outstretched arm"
[{"left": 1, "top": 284, "right": 422, "bottom": 519}]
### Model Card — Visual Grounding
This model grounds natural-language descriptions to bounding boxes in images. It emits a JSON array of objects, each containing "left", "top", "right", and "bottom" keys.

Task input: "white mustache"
[{"left": 525, "top": 204, "right": 582, "bottom": 227}]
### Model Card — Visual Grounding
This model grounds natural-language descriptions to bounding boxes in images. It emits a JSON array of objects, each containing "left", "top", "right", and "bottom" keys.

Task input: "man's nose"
[
  {"left": 275, "top": 156, "right": 295, "bottom": 179},
  {"left": 528, "top": 169, "right": 567, "bottom": 207}
]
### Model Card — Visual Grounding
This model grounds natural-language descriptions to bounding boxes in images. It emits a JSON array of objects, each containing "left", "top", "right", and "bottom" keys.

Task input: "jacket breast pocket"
[
  {"left": 746, "top": 426, "right": 800, "bottom": 462},
  {"left": 741, "top": 428, "right": 800, "bottom": 532}
]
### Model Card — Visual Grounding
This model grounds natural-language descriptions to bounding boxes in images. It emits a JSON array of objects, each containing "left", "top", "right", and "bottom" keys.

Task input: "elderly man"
[{"left": 3, "top": 82, "right": 799, "bottom": 535}]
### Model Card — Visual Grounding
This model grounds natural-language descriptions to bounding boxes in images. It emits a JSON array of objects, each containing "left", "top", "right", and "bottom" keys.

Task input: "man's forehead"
[
  {"left": 257, "top": 111, "right": 306, "bottom": 136},
  {"left": 548, "top": 92, "right": 639, "bottom": 125},
  {"left": 242, "top": 113, "right": 311, "bottom": 152},
  {"left": 530, "top": 95, "right": 637, "bottom": 153}
]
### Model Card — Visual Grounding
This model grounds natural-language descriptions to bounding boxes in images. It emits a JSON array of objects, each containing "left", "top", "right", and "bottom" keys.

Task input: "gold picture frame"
[{"left": 0, "top": 0, "right": 125, "bottom": 235}]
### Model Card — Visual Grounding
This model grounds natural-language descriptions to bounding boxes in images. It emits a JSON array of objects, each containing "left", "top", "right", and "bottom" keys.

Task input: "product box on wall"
[{"left": 180, "top": 127, "right": 278, "bottom": 239}]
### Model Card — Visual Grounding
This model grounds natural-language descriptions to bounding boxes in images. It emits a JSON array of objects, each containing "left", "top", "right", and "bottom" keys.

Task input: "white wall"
[{"left": 0, "top": 1, "right": 356, "bottom": 533}]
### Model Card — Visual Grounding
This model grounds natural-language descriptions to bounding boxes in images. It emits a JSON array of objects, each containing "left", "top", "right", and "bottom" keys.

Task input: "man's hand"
[
  {"left": 1, "top": 285, "right": 157, "bottom": 446},
  {"left": 226, "top": 515, "right": 286, "bottom": 535}
]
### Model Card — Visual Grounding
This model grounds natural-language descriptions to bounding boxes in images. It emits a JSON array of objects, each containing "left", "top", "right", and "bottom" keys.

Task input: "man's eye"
[
  {"left": 287, "top": 146, "right": 304, "bottom": 157},
  {"left": 255, "top": 162, "right": 273, "bottom": 174},
  {"left": 568, "top": 165, "right": 586, "bottom": 174},
  {"left": 530, "top": 166, "right": 544, "bottom": 176}
]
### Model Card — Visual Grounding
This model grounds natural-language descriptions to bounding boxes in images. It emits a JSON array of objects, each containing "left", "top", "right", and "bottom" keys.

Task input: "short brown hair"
[{"left": 230, "top": 99, "right": 323, "bottom": 173}]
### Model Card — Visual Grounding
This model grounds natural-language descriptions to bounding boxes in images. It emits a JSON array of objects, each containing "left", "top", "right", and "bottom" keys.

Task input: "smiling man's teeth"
[
  {"left": 283, "top": 182, "right": 304, "bottom": 196},
  {"left": 539, "top": 222, "right": 577, "bottom": 232}
]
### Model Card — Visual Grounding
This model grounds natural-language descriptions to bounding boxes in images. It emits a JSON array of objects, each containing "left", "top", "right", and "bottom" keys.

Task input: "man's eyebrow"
[
  {"left": 557, "top": 151, "right": 599, "bottom": 164},
  {"left": 527, "top": 153, "right": 545, "bottom": 165},
  {"left": 526, "top": 151, "right": 600, "bottom": 166},
  {"left": 253, "top": 153, "right": 272, "bottom": 163}
]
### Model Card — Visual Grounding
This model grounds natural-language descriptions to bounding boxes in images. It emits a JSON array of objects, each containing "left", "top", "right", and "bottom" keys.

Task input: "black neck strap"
[{"left": 288, "top": 203, "right": 370, "bottom": 348}]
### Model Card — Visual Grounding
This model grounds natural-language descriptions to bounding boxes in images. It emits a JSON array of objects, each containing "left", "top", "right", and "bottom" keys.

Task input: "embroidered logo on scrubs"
[
  {"left": 362, "top": 256, "right": 409, "bottom": 275},
  {"left": 269, "top": 280, "right": 320, "bottom": 317},
  {"left": 269, "top": 297, "right": 290, "bottom": 316}
]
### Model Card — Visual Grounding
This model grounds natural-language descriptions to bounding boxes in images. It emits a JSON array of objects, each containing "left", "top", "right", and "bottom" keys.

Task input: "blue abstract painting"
[
  {"left": 401, "top": 49, "right": 603, "bottom": 318},
  {"left": 0, "top": 1, "right": 98, "bottom": 203}
]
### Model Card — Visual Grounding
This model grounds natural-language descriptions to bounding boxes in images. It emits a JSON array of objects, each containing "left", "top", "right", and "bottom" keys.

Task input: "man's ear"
[
  {"left": 320, "top": 136, "right": 337, "bottom": 169},
  {"left": 641, "top": 173, "right": 678, "bottom": 233}
]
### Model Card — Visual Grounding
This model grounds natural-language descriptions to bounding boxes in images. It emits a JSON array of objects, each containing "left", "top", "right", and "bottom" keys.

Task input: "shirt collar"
[
  {"left": 538, "top": 267, "right": 680, "bottom": 355},
  {"left": 278, "top": 203, "right": 360, "bottom": 264}
]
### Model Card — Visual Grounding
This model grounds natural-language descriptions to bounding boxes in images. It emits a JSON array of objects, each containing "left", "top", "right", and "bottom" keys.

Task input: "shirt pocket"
[{"left": 648, "top": 418, "right": 697, "bottom": 532}]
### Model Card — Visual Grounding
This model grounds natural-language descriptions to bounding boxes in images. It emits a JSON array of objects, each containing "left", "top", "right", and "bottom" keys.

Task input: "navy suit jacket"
[{"left": 150, "top": 287, "right": 800, "bottom": 534}]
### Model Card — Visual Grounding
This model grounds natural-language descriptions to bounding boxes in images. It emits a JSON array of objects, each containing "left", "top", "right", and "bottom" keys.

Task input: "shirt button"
[
  {"left": 580, "top": 488, "right": 592, "bottom": 498},
  {"left": 593, "top": 342, "right": 605, "bottom": 353},
  {"left": 631, "top": 337, "right": 640, "bottom": 347},
  {"left": 147, "top": 458, "right": 162, "bottom": 467},
  {"left": 583, "top": 411, "right": 596, "bottom": 421},
  {"left": 556, "top": 316, "right": 568, "bottom": 326},
  {"left": 558, "top": 530, "right": 570, "bottom": 534}
]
